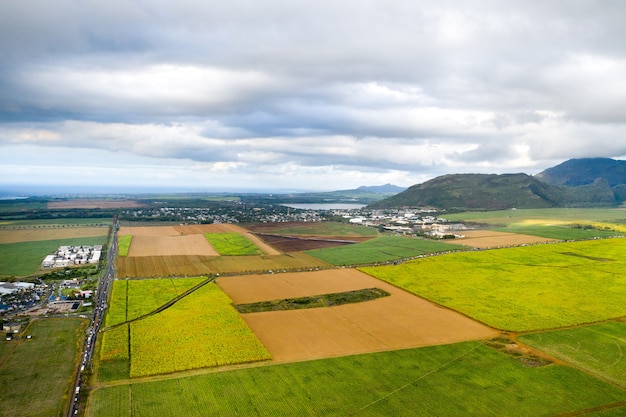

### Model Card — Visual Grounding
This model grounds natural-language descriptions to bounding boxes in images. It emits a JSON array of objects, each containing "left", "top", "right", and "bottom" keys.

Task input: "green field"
[
  {"left": 99, "top": 279, "right": 270, "bottom": 379},
  {"left": 519, "top": 320, "right": 626, "bottom": 389},
  {"left": 306, "top": 235, "right": 464, "bottom": 266},
  {"left": 494, "top": 224, "right": 622, "bottom": 240},
  {"left": 443, "top": 208, "right": 626, "bottom": 224},
  {"left": 0, "top": 318, "right": 87, "bottom": 417},
  {"left": 117, "top": 235, "right": 132, "bottom": 257},
  {"left": 88, "top": 341, "right": 626, "bottom": 417},
  {"left": 204, "top": 233, "right": 263, "bottom": 255},
  {"left": 0, "top": 236, "right": 108, "bottom": 277},
  {"left": 361, "top": 238, "right": 626, "bottom": 331}
]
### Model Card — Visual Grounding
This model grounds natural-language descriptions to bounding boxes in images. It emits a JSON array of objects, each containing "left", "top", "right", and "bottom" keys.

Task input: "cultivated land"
[
  {"left": 87, "top": 341, "right": 626, "bottom": 417},
  {"left": 46, "top": 199, "right": 144, "bottom": 209},
  {"left": 0, "top": 226, "right": 109, "bottom": 244},
  {"left": 305, "top": 235, "right": 464, "bottom": 266},
  {"left": 518, "top": 320, "right": 626, "bottom": 390},
  {"left": 7, "top": 204, "right": 626, "bottom": 416},
  {"left": 361, "top": 237, "right": 626, "bottom": 331},
  {"left": 455, "top": 229, "right": 556, "bottom": 248},
  {"left": 216, "top": 269, "right": 496, "bottom": 362},
  {"left": 0, "top": 318, "right": 87, "bottom": 417},
  {"left": 98, "top": 279, "right": 270, "bottom": 379}
]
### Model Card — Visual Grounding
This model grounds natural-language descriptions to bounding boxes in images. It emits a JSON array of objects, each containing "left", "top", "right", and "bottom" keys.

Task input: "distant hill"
[
  {"left": 368, "top": 173, "right": 617, "bottom": 211},
  {"left": 535, "top": 158, "right": 626, "bottom": 187},
  {"left": 353, "top": 184, "right": 406, "bottom": 194},
  {"left": 242, "top": 184, "right": 406, "bottom": 205}
]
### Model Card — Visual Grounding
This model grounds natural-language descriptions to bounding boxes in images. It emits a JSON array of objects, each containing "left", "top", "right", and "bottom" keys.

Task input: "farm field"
[
  {"left": 0, "top": 226, "right": 109, "bottom": 244},
  {"left": 46, "top": 199, "right": 144, "bottom": 209},
  {"left": 518, "top": 320, "right": 626, "bottom": 389},
  {"left": 305, "top": 235, "right": 464, "bottom": 266},
  {"left": 0, "top": 236, "right": 108, "bottom": 277},
  {"left": 204, "top": 232, "right": 264, "bottom": 255},
  {"left": 0, "top": 318, "right": 87, "bottom": 417},
  {"left": 361, "top": 238, "right": 626, "bottom": 331},
  {"left": 116, "top": 252, "right": 330, "bottom": 278},
  {"left": 98, "top": 279, "right": 270, "bottom": 379},
  {"left": 246, "top": 221, "right": 379, "bottom": 237},
  {"left": 216, "top": 269, "right": 496, "bottom": 362},
  {"left": 87, "top": 341, "right": 626, "bottom": 417},
  {"left": 455, "top": 230, "right": 556, "bottom": 248},
  {"left": 442, "top": 207, "right": 626, "bottom": 224}
]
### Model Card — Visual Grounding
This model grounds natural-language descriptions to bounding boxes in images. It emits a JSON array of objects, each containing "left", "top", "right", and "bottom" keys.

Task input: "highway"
[{"left": 69, "top": 217, "right": 118, "bottom": 417}]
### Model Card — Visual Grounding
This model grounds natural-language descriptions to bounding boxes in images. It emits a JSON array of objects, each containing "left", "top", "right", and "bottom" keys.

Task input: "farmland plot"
[
  {"left": 88, "top": 341, "right": 626, "bottom": 417},
  {"left": 456, "top": 230, "right": 556, "bottom": 248},
  {"left": 361, "top": 238, "right": 626, "bottom": 331},
  {"left": 217, "top": 269, "right": 496, "bottom": 362},
  {"left": 518, "top": 320, "right": 626, "bottom": 389}
]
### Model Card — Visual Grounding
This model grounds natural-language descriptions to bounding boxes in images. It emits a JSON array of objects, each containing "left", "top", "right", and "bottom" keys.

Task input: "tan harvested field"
[
  {"left": 456, "top": 230, "right": 556, "bottom": 248},
  {"left": 128, "top": 235, "right": 219, "bottom": 257},
  {"left": 47, "top": 199, "right": 144, "bottom": 209},
  {"left": 118, "top": 226, "right": 180, "bottom": 237},
  {"left": 216, "top": 269, "right": 497, "bottom": 362},
  {"left": 0, "top": 227, "right": 109, "bottom": 244},
  {"left": 116, "top": 253, "right": 330, "bottom": 278}
]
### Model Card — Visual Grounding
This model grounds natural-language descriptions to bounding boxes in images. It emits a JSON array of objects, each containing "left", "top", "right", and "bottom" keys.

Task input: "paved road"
[{"left": 69, "top": 217, "right": 118, "bottom": 417}]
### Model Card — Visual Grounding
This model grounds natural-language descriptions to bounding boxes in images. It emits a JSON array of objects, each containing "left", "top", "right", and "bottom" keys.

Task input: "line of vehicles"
[{"left": 69, "top": 218, "right": 118, "bottom": 417}]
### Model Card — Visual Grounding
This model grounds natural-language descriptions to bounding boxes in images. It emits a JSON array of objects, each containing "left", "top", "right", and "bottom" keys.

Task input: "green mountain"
[
  {"left": 535, "top": 157, "right": 626, "bottom": 187},
  {"left": 367, "top": 172, "right": 617, "bottom": 211}
]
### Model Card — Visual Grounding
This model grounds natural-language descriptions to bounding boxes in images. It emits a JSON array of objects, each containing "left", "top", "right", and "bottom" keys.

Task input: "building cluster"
[
  {"left": 42, "top": 245, "right": 102, "bottom": 268},
  {"left": 0, "top": 281, "right": 45, "bottom": 314},
  {"left": 120, "top": 205, "right": 322, "bottom": 224},
  {"left": 337, "top": 208, "right": 467, "bottom": 237}
]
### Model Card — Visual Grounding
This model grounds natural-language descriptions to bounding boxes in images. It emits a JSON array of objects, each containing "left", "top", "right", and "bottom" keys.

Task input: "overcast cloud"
[{"left": 2, "top": 0, "right": 626, "bottom": 192}]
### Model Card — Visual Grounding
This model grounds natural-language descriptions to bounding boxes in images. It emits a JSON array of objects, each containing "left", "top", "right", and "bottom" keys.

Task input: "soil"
[
  {"left": 0, "top": 227, "right": 108, "bottom": 244},
  {"left": 216, "top": 269, "right": 497, "bottom": 362}
]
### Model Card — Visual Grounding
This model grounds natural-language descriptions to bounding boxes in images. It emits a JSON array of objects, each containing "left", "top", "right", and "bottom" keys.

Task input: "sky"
[{"left": 2, "top": 0, "right": 626, "bottom": 194}]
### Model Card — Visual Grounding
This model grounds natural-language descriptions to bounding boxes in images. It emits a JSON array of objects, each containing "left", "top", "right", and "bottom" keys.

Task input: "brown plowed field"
[
  {"left": 216, "top": 269, "right": 497, "bottom": 362},
  {"left": 119, "top": 226, "right": 180, "bottom": 237},
  {"left": 456, "top": 230, "right": 556, "bottom": 248},
  {"left": 252, "top": 233, "right": 363, "bottom": 252}
]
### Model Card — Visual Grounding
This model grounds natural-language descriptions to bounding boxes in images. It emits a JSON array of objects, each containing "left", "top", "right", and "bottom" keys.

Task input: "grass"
[
  {"left": 0, "top": 236, "right": 108, "bottom": 277},
  {"left": 117, "top": 235, "right": 132, "bottom": 257},
  {"left": 518, "top": 320, "right": 626, "bottom": 389},
  {"left": 360, "top": 238, "right": 626, "bottom": 331},
  {"left": 306, "top": 235, "right": 464, "bottom": 266},
  {"left": 204, "top": 233, "right": 263, "bottom": 255},
  {"left": 234, "top": 288, "right": 390, "bottom": 313},
  {"left": 88, "top": 341, "right": 626, "bottom": 417},
  {"left": 0, "top": 318, "right": 87, "bottom": 417}
]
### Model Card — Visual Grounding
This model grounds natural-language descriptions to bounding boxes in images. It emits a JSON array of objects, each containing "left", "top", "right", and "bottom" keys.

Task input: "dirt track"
[{"left": 217, "top": 269, "right": 497, "bottom": 362}]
